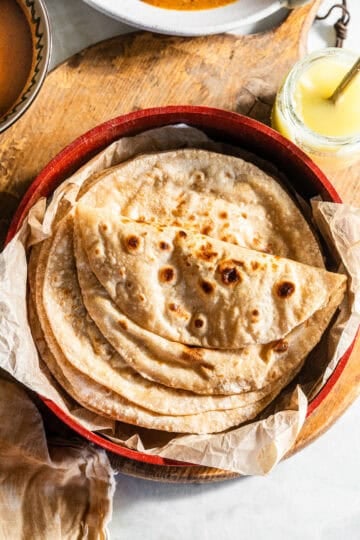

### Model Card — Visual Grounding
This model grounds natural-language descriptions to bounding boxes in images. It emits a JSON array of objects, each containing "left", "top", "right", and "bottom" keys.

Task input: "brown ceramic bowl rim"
[{"left": 0, "top": 0, "right": 52, "bottom": 133}]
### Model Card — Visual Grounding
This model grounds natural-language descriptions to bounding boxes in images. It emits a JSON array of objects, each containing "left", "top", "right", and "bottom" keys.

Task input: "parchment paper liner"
[{"left": 0, "top": 126, "right": 358, "bottom": 475}]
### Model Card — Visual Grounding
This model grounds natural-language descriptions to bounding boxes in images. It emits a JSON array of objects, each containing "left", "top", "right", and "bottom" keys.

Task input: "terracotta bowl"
[
  {"left": 0, "top": 0, "right": 51, "bottom": 133},
  {"left": 7, "top": 106, "right": 356, "bottom": 467}
]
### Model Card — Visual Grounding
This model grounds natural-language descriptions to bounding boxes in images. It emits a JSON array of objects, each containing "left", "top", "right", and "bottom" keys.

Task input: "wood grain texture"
[
  {"left": 1, "top": 0, "right": 359, "bottom": 482},
  {"left": 0, "top": 0, "right": 323, "bottom": 243}
]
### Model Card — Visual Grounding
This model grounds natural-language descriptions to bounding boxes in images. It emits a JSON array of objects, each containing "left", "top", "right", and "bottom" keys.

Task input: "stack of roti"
[{"left": 28, "top": 149, "right": 347, "bottom": 434}]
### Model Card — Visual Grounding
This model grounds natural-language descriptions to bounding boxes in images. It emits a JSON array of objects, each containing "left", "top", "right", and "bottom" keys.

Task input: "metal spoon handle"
[{"left": 330, "top": 57, "right": 360, "bottom": 104}]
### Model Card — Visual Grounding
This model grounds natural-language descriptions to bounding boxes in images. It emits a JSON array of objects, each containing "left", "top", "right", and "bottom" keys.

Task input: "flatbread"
[
  {"left": 28, "top": 293, "right": 286, "bottom": 433},
  {"left": 27, "top": 147, "right": 345, "bottom": 433},
  {"left": 32, "top": 215, "right": 291, "bottom": 417},
  {"left": 74, "top": 216, "right": 346, "bottom": 395},
  {"left": 76, "top": 149, "right": 325, "bottom": 267},
  {"left": 75, "top": 204, "right": 344, "bottom": 349},
  {"left": 29, "top": 234, "right": 293, "bottom": 433}
]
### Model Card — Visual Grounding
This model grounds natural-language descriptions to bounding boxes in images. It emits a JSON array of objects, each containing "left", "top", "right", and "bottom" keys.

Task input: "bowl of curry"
[
  {"left": 82, "top": 0, "right": 283, "bottom": 36},
  {"left": 0, "top": 0, "right": 51, "bottom": 133}
]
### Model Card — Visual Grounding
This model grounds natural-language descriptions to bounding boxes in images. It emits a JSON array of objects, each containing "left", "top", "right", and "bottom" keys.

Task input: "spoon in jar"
[{"left": 330, "top": 57, "right": 360, "bottom": 104}]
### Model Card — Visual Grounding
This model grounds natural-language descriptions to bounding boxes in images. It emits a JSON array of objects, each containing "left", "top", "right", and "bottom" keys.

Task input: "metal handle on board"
[{"left": 316, "top": 0, "right": 351, "bottom": 47}]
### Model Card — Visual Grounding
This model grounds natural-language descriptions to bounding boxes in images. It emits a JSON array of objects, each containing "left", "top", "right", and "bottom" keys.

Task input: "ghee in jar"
[{"left": 272, "top": 48, "right": 360, "bottom": 171}]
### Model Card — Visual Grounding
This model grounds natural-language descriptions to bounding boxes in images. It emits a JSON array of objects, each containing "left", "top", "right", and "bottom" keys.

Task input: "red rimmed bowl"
[{"left": 7, "top": 105, "right": 357, "bottom": 468}]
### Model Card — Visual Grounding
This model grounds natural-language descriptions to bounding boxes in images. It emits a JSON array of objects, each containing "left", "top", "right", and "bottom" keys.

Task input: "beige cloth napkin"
[{"left": 0, "top": 377, "right": 115, "bottom": 539}]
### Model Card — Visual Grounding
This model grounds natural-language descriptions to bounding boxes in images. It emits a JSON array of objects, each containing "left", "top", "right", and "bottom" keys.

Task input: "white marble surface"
[{"left": 41, "top": 1, "right": 360, "bottom": 538}]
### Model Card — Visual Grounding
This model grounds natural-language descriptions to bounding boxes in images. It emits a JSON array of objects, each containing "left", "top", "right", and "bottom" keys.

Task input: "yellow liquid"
[
  {"left": 271, "top": 54, "right": 360, "bottom": 171},
  {"left": 294, "top": 57, "right": 360, "bottom": 138},
  {"left": 271, "top": 94, "right": 291, "bottom": 139}
]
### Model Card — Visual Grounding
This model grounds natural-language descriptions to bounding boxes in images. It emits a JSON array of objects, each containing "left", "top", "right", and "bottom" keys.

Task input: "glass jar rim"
[{"left": 283, "top": 47, "right": 360, "bottom": 147}]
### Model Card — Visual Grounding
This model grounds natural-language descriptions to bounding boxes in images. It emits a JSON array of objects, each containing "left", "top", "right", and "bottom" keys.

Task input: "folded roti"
[
  {"left": 75, "top": 205, "right": 344, "bottom": 349},
  {"left": 29, "top": 227, "right": 296, "bottom": 433},
  {"left": 74, "top": 216, "right": 346, "bottom": 395},
  {"left": 32, "top": 215, "right": 290, "bottom": 417}
]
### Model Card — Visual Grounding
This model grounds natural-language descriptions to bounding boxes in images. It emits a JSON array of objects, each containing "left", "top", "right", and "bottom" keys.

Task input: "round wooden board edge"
[{"left": 6, "top": 0, "right": 359, "bottom": 484}]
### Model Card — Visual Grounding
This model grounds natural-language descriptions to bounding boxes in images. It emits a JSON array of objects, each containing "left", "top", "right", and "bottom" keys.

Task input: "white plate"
[{"left": 82, "top": 0, "right": 284, "bottom": 36}]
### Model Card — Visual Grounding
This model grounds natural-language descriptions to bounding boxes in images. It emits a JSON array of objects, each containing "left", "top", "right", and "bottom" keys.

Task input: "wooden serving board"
[{"left": 1, "top": 0, "right": 359, "bottom": 482}]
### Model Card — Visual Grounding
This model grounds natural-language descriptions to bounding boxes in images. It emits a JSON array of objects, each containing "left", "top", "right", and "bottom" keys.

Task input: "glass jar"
[{"left": 271, "top": 48, "right": 360, "bottom": 171}]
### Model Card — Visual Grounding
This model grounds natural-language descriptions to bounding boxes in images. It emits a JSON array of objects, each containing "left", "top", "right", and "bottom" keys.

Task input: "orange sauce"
[
  {"left": 0, "top": 0, "right": 33, "bottom": 118},
  {"left": 142, "top": 0, "right": 236, "bottom": 10}
]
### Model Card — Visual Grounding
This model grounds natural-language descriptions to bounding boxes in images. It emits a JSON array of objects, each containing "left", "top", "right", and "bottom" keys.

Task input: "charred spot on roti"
[
  {"left": 159, "top": 266, "right": 176, "bottom": 284},
  {"left": 201, "top": 224, "right": 213, "bottom": 236},
  {"left": 221, "top": 233, "right": 237, "bottom": 244},
  {"left": 200, "top": 280, "right": 215, "bottom": 295},
  {"left": 124, "top": 234, "right": 142, "bottom": 253},
  {"left": 251, "top": 261, "right": 260, "bottom": 271},
  {"left": 276, "top": 281, "right": 295, "bottom": 298},
  {"left": 272, "top": 339, "right": 289, "bottom": 353},
  {"left": 219, "top": 211, "right": 228, "bottom": 219},
  {"left": 192, "top": 313, "right": 207, "bottom": 332},
  {"left": 177, "top": 230, "right": 187, "bottom": 239},
  {"left": 159, "top": 241, "right": 171, "bottom": 251},
  {"left": 118, "top": 319, "right": 128, "bottom": 330},
  {"left": 196, "top": 242, "right": 218, "bottom": 262},
  {"left": 252, "top": 309, "right": 259, "bottom": 317},
  {"left": 259, "top": 344, "right": 273, "bottom": 363},
  {"left": 100, "top": 223, "right": 108, "bottom": 232},
  {"left": 241, "top": 212, "right": 248, "bottom": 219},
  {"left": 190, "top": 170, "right": 206, "bottom": 188},
  {"left": 223, "top": 268, "right": 240, "bottom": 285},
  {"left": 217, "top": 260, "right": 242, "bottom": 286}
]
